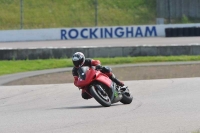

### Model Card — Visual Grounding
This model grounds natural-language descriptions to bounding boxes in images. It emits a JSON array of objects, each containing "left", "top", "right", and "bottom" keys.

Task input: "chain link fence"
[
  {"left": 0, "top": 0, "right": 199, "bottom": 30},
  {"left": 157, "top": 0, "right": 200, "bottom": 24}
]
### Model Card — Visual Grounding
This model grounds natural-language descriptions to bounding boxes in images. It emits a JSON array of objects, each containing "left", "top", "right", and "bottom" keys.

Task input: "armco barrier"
[{"left": 1, "top": 45, "right": 200, "bottom": 60}]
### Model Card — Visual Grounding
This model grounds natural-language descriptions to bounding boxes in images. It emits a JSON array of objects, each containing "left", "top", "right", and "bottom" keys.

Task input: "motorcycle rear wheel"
[
  {"left": 90, "top": 85, "right": 111, "bottom": 107},
  {"left": 120, "top": 92, "right": 133, "bottom": 104}
]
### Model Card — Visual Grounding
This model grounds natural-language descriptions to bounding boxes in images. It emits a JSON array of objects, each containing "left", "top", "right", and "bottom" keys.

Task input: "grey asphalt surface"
[
  {"left": 0, "top": 37, "right": 200, "bottom": 49},
  {"left": 0, "top": 79, "right": 200, "bottom": 133},
  {"left": 1, "top": 38, "right": 200, "bottom": 133}
]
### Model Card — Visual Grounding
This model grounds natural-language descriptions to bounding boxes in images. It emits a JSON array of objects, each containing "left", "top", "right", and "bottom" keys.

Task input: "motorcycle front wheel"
[{"left": 90, "top": 85, "right": 111, "bottom": 107}]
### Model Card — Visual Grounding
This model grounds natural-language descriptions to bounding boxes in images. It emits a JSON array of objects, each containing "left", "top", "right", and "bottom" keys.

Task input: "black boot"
[{"left": 111, "top": 74, "right": 124, "bottom": 87}]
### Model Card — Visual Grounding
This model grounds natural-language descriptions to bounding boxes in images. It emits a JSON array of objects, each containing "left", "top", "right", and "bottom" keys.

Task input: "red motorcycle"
[{"left": 75, "top": 66, "right": 133, "bottom": 107}]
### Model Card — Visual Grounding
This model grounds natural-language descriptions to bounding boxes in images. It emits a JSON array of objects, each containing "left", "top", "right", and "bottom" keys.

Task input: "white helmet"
[{"left": 72, "top": 52, "right": 85, "bottom": 68}]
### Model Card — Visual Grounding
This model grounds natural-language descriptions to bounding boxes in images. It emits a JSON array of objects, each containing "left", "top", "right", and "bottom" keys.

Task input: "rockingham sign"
[
  {"left": 0, "top": 24, "right": 200, "bottom": 42},
  {"left": 60, "top": 26, "right": 157, "bottom": 40}
]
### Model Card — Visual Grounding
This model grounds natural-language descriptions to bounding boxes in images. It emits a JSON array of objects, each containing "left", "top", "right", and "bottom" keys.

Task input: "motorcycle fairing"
[
  {"left": 76, "top": 66, "right": 113, "bottom": 87},
  {"left": 95, "top": 71, "right": 112, "bottom": 88},
  {"left": 76, "top": 68, "right": 96, "bottom": 87}
]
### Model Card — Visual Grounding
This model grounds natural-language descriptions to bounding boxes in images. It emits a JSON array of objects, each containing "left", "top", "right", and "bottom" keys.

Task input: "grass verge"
[
  {"left": 0, "top": 0, "right": 156, "bottom": 30},
  {"left": 1, "top": 55, "right": 200, "bottom": 76},
  {"left": 192, "top": 130, "right": 200, "bottom": 133}
]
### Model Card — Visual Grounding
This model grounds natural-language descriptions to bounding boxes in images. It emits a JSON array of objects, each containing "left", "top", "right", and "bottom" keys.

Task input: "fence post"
[
  {"left": 94, "top": 0, "right": 98, "bottom": 26},
  {"left": 20, "top": 0, "right": 23, "bottom": 29},
  {"left": 168, "top": 0, "right": 171, "bottom": 24}
]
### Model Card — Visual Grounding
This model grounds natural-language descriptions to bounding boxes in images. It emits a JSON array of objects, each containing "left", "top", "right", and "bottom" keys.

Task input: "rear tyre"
[
  {"left": 90, "top": 85, "right": 111, "bottom": 107},
  {"left": 120, "top": 92, "right": 133, "bottom": 104}
]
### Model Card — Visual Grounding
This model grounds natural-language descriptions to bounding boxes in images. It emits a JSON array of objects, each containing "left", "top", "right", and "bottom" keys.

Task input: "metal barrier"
[{"left": 1, "top": 45, "right": 200, "bottom": 60}]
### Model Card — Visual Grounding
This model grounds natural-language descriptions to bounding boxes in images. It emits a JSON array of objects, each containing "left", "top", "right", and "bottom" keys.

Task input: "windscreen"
[{"left": 77, "top": 67, "right": 89, "bottom": 80}]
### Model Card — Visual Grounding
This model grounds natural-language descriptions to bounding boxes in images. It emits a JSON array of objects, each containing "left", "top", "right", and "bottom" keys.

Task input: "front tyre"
[{"left": 90, "top": 85, "right": 111, "bottom": 107}]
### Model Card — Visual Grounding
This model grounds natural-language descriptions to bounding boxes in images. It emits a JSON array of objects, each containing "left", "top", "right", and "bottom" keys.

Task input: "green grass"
[
  {"left": 1, "top": 55, "right": 200, "bottom": 76},
  {"left": 0, "top": 0, "right": 156, "bottom": 30},
  {"left": 192, "top": 130, "right": 200, "bottom": 133}
]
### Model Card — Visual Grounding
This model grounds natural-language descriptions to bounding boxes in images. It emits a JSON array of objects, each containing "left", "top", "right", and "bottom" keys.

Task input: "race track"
[
  {"left": 1, "top": 37, "right": 200, "bottom": 132},
  {"left": 1, "top": 78, "right": 200, "bottom": 133},
  {"left": 0, "top": 37, "right": 199, "bottom": 49}
]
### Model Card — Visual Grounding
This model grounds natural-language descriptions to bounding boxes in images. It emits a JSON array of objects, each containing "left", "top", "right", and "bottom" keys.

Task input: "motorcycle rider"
[{"left": 72, "top": 52, "right": 126, "bottom": 99}]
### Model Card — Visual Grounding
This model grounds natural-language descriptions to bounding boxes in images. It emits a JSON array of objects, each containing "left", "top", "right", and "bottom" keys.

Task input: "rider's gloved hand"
[{"left": 96, "top": 64, "right": 102, "bottom": 70}]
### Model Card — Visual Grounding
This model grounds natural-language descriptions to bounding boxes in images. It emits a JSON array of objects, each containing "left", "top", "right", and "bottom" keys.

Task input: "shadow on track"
[{"left": 53, "top": 104, "right": 122, "bottom": 110}]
